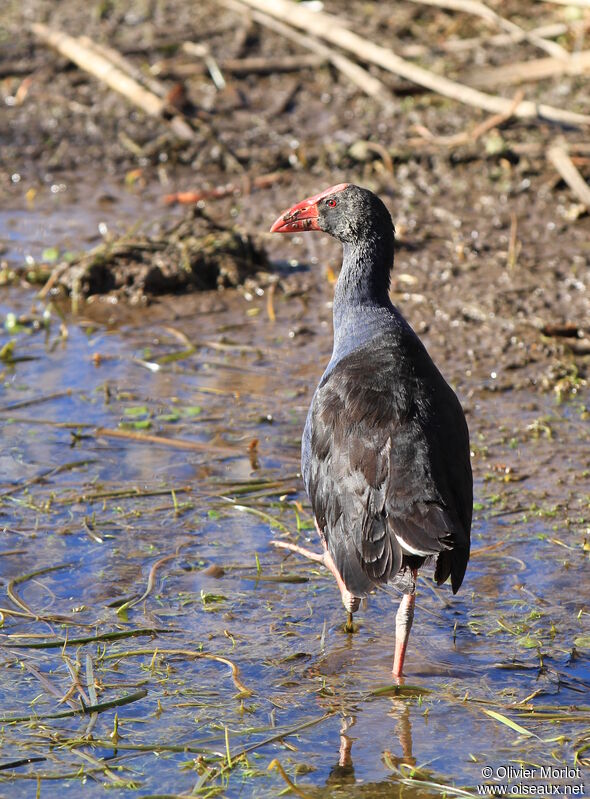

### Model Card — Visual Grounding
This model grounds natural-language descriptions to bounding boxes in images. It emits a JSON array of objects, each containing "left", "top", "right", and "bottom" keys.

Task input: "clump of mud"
[{"left": 44, "top": 208, "right": 269, "bottom": 303}]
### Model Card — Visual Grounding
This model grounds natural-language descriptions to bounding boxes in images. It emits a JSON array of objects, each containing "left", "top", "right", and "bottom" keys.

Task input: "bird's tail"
[
  {"left": 434, "top": 546, "right": 469, "bottom": 593},
  {"left": 329, "top": 517, "right": 403, "bottom": 597}
]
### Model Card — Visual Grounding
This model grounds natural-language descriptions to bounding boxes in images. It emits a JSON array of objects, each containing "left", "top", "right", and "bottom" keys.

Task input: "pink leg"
[
  {"left": 392, "top": 570, "right": 417, "bottom": 681},
  {"left": 322, "top": 548, "right": 360, "bottom": 615},
  {"left": 339, "top": 734, "right": 353, "bottom": 767},
  {"left": 270, "top": 539, "right": 325, "bottom": 564},
  {"left": 270, "top": 531, "right": 360, "bottom": 630}
]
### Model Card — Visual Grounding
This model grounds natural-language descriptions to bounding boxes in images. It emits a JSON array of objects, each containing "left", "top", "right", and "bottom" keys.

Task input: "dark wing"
[{"left": 304, "top": 332, "right": 472, "bottom": 597}]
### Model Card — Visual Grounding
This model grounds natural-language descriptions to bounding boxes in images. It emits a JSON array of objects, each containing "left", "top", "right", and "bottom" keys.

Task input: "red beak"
[{"left": 270, "top": 183, "right": 349, "bottom": 234}]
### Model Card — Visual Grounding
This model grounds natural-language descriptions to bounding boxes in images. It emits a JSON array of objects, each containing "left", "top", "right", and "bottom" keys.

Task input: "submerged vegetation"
[{"left": 0, "top": 298, "right": 587, "bottom": 796}]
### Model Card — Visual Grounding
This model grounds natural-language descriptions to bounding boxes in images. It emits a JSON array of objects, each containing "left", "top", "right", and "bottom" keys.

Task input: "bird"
[{"left": 270, "top": 183, "right": 472, "bottom": 680}]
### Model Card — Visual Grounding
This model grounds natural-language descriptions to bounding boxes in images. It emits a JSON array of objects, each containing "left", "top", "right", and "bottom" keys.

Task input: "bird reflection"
[
  {"left": 326, "top": 717, "right": 355, "bottom": 786},
  {"left": 386, "top": 702, "right": 416, "bottom": 770},
  {"left": 323, "top": 705, "right": 416, "bottom": 793}
]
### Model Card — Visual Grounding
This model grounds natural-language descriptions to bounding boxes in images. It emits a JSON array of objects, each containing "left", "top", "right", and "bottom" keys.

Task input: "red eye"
[{"left": 327, "top": 198, "right": 337, "bottom": 208}]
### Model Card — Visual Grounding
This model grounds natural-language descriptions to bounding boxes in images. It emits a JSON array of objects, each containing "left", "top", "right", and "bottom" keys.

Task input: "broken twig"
[
  {"left": 163, "top": 172, "right": 284, "bottom": 205},
  {"left": 409, "top": 90, "right": 524, "bottom": 149},
  {"left": 30, "top": 23, "right": 195, "bottom": 140},
  {"left": 399, "top": 23, "right": 569, "bottom": 58},
  {"left": 226, "top": 0, "right": 590, "bottom": 126},
  {"left": 153, "top": 53, "right": 325, "bottom": 78},
  {"left": 94, "top": 426, "right": 239, "bottom": 455},
  {"left": 469, "top": 50, "right": 590, "bottom": 89},
  {"left": 222, "top": 0, "right": 392, "bottom": 104},
  {"left": 406, "top": 0, "right": 569, "bottom": 59},
  {"left": 547, "top": 143, "right": 590, "bottom": 207}
]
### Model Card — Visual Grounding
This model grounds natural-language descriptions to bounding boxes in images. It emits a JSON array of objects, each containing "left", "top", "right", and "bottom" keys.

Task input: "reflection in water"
[
  {"left": 387, "top": 703, "right": 415, "bottom": 770},
  {"left": 321, "top": 704, "right": 431, "bottom": 798},
  {"left": 326, "top": 717, "right": 355, "bottom": 786},
  {"left": 0, "top": 284, "right": 588, "bottom": 798}
]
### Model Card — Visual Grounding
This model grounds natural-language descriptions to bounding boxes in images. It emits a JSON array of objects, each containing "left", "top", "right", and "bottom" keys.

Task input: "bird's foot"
[
  {"left": 321, "top": 549, "right": 361, "bottom": 619},
  {"left": 271, "top": 538, "right": 360, "bottom": 630},
  {"left": 345, "top": 611, "right": 355, "bottom": 633}
]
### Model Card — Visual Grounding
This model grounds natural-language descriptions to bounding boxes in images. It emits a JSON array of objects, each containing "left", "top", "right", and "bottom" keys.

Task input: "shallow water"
[{"left": 0, "top": 196, "right": 588, "bottom": 798}]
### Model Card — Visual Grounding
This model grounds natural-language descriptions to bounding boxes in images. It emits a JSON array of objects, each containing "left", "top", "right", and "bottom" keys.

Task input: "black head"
[{"left": 270, "top": 183, "right": 394, "bottom": 246}]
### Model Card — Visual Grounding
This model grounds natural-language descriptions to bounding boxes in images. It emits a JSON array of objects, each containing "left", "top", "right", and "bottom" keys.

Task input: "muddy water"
[{"left": 0, "top": 197, "right": 588, "bottom": 798}]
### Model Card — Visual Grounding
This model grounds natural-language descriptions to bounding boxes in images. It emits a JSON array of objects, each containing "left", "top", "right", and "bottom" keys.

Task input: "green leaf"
[
  {"left": 119, "top": 420, "right": 152, "bottom": 430},
  {"left": 123, "top": 406, "right": 149, "bottom": 417},
  {"left": 156, "top": 412, "right": 180, "bottom": 423},
  {"left": 42, "top": 247, "right": 60, "bottom": 263},
  {"left": 4, "top": 313, "right": 25, "bottom": 333},
  {"left": 0, "top": 340, "right": 15, "bottom": 362},
  {"left": 482, "top": 709, "right": 536, "bottom": 738},
  {"left": 517, "top": 635, "right": 539, "bottom": 649},
  {"left": 200, "top": 591, "right": 226, "bottom": 605},
  {"left": 182, "top": 405, "right": 202, "bottom": 417},
  {"left": 371, "top": 684, "right": 431, "bottom": 698}
]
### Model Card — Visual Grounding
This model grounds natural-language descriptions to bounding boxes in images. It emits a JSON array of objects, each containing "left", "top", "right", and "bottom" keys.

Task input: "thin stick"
[
  {"left": 226, "top": 0, "right": 590, "bottom": 126},
  {"left": 469, "top": 91, "right": 524, "bottom": 140},
  {"left": 469, "top": 50, "right": 590, "bottom": 89},
  {"left": 64, "top": 653, "right": 91, "bottom": 706},
  {"left": 116, "top": 541, "right": 191, "bottom": 615},
  {"left": 1, "top": 628, "right": 166, "bottom": 649},
  {"left": 60, "top": 485, "right": 191, "bottom": 504},
  {"left": 6, "top": 563, "right": 75, "bottom": 618},
  {"left": 266, "top": 281, "right": 276, "bottom": 323},
  {"left": 30, "top": 24, "right": 195, "bottom": 140},
  {"left": 0, "top": 607, "right": 93, "bottom": 626},
  {"left": 0, "top": 459, "right": 95, "bottom": 499},
  {"left": 0, "top": 389, "right": 77, "bottom": 412},
  {"left": 406, "top": 0, "right": 569, "bottom": 59},
  {"left": 163, "top": 171, "right": 284, "bottom": 205},
  {"left": 410, "top": 90, "right": 524, "bottom": 149},
  {"left": 0, "top": 688, "right": 148, "bottom": 724},
  {"left": 101, "top": 648, "right": 253, "bottom": 697},
  {"left": 399, "top": 23, "right": 569, "bottom": 57},
  {"left": 222, "top": 0, "right": 391, "bottom": 104},
  {"left": 93, "top": 426, "right": 237, "bottom": 454},
  {"left": 182, "top": 42, "right": 227, "bottom": 90},
  {"left": 507, "top": 213, "right": 519, "bottom": 270},
  {"left": 547, "top": 142, "right": 590, "bottom": 206}
]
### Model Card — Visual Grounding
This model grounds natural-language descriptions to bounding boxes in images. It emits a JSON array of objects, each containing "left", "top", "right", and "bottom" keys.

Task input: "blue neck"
[{"left": 331, "top": 234, "right": 396, "bottom": 360}]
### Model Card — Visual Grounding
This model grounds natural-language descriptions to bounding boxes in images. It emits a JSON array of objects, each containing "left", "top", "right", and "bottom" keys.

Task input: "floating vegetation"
[
  {"left": 0, "top": 297, "right": 588, "bottom": 795},
  {"left": 40, "top": 208, "right": 269, "bottom": 305}
]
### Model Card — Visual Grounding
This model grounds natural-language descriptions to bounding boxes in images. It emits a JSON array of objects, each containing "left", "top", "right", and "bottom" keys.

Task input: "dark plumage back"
[
  {"left": 296, "top": 182, "right": 472, "bottom": 599},
  {"left": 303, "top": 325, "right": 472, "bottom": 597}
]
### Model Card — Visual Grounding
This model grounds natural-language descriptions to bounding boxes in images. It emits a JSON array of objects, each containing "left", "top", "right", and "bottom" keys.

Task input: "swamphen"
[{"left": 270, "top": 183, "right": 472, "bottom": 679}]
